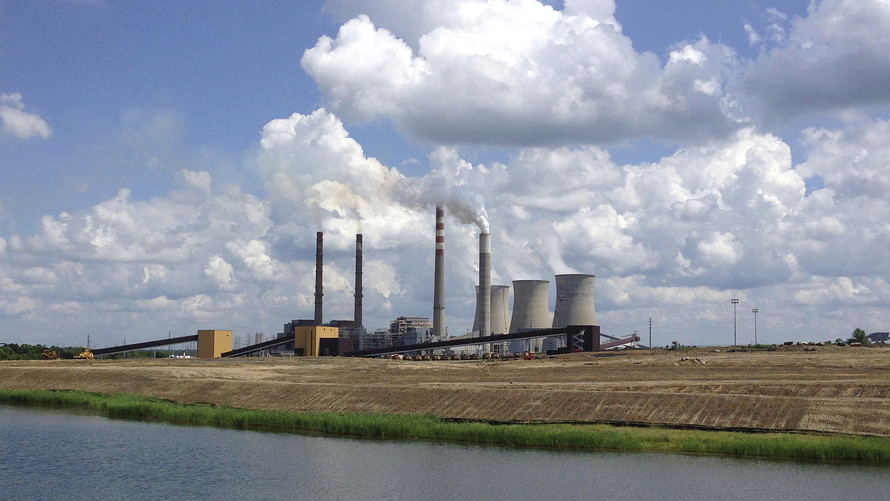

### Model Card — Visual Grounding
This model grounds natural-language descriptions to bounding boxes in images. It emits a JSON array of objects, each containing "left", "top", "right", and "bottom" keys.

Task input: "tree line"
[{"left": 0, "top": 343, "right": 171, "bottom": 360}]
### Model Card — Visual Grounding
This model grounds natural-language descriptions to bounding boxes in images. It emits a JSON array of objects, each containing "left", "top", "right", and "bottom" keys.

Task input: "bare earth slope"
[{"left": 3, "top": 346, "right": 889, "bottom": 436}]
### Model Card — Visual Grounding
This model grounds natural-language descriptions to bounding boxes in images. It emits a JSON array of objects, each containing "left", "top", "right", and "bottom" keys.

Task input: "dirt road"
[{"left": 3, "top": 346, "right": 889, "bottom": 435}]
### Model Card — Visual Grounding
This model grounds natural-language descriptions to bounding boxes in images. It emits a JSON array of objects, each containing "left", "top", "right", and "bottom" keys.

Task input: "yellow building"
[
  {"left": 294, "top": 326, "right": 339, "bottom": 356},
  {"left": 196, "top": 330, "right": 233, "bottom": 358}
]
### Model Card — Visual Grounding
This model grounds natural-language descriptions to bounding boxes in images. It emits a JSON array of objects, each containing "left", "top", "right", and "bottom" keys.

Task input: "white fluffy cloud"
[
  {"left": 4, "top": 110, "right": 890, "bottom": 346},
  {"left": 305, "top": 1, "right": 741, "bottom": 145},
  {"left": 743, "top": 0, "right": 890, "bottom": 124},
  {"left": 4, "top": 0, "right": 890, "bottom": 348},
  {"left": 0, "top": 93, "right": 51, "bottom": 139}
]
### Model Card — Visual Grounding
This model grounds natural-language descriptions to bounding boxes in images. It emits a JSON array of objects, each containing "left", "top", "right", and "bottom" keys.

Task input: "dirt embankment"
[{"left": 3, "top": 346, "right": 890, "bottom": 436}]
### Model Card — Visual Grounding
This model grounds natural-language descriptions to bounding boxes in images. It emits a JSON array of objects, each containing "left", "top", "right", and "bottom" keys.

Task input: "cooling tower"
[
  {"left": 510, "top": 279, "right": 549, "bottom": 352},
  {"left": 354, "top": 234, "right": 362, "bottom": 331},
  {"left": 432, "top": 206, "right": 446, "bottom": 341},
  {"left": 551, "top": 274, "right": 597, "bottom": 328},
  {"left": 490, "top": 285, "right": 510, "bottom": 335},
  {"left": 473, "top": 284, "right": 510, "bottom": 335},
  {"left": 314, "top": 231, "right": 323, "bottom": 326},
  {"left": 475, "top": 233, "right": 491, "bottom": 338}
]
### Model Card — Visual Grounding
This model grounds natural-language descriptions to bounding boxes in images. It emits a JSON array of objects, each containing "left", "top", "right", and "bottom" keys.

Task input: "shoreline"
[
  {"left": 3, "top": 388, "right": 890, "bottom": 463},
  {"left": 3, "top": 347, "right": 890, "bottom": 436}
]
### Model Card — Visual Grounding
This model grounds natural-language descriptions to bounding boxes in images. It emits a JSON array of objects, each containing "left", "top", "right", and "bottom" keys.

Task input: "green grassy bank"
[{"left": 2, "top": 388, "right": 889, "bottom": 463}]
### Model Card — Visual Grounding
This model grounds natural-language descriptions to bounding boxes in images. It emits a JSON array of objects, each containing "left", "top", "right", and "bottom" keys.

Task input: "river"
[{"left": 1, "top": 406, "right": 887, "bottom": 500}]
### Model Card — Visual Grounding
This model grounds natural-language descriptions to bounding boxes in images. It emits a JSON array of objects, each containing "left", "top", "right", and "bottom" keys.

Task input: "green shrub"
[{"left": 2, "top": 389, "right": 889, "bottom": 463}]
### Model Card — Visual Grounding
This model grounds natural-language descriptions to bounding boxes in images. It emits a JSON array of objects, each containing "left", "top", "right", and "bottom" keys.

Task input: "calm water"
[{"left": 1, "top": 406, "right": 888, "bottom": 500}]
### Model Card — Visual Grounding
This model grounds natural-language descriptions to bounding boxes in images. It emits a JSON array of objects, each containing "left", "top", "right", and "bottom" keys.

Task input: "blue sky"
[{"left": 3, "top": 0, "right": 890, "bottom": 349}]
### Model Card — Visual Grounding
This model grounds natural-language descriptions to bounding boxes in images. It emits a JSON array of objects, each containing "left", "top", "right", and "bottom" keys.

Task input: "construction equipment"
[
  {"left": 74, "top": 347, "right": 93, "bottom": 359},
  {"left": 41, "top": 350, "right": 59, "bottom": 360}
]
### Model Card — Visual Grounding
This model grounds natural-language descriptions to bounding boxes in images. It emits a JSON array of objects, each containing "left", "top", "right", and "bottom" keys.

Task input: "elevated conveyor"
[
  {"left": 220, "top": 336, "right": 294, "bottom": 358},
  {"left": 91, "top": 335, "right": 198, "bottom": 356},
  {"left": 344, "top": 325, "right": 601, "bottom": 357}
]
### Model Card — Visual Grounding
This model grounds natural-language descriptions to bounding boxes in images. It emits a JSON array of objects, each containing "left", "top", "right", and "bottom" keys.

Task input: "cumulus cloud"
[
  {"left": 5, "top": 108, "right": 890, "bottom": 346},
  {"left": 0, "top": 93, "right": 51, "bottom": 139},
  {"left": 0, "top": 171, "right": 276, "bottom": 329},
  {"left": 6, "top": 0, "right": 890, "bottom": 348},
  {"left": 743, "top": 0, "right": 890, "bottom": 125},
  {"left": 305, "top": 1, "right": 742, "bottom": 146},
  {"left": 248, "top": 106, "right": 890, "bottom": 343}
]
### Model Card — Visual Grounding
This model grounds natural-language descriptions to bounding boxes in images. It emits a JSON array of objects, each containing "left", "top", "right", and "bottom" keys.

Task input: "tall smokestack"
[
  {"left": 314, "top": 231, "right": 323, "bottom": 326},
  {"left": 477, "top": 233, "right": 491, "bottom": 340},
  {"left": 432, "top": 206, "right": 446, "bottom": 341},
  {"left": 354, "top": 234, "right": 362, "bottom": 331}
]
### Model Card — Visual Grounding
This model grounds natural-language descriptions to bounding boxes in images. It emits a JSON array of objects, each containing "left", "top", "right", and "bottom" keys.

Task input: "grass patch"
[{"left": 2, "top": 389, "right": 889, "bottom": 463}]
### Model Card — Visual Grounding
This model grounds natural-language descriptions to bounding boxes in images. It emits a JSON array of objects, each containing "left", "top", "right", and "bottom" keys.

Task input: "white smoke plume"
[{"left": 258, "top": 110, "right": 490, "bottom": 237}]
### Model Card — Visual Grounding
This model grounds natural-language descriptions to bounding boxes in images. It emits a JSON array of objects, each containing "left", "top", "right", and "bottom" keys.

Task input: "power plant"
[
  {"left": 89, "top": 207, "right": 638, "bottom": 359},
  {"left": 293, "top": 213, "right": 616, "bottom": 357}
]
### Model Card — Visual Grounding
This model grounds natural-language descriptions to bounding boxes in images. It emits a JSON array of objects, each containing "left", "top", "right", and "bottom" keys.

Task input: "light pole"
[
  {"left": 731, "top": 298, "right": 739, "bottom": 346},
  {"left": 752, "top": 308, "right": 759, "bottom": 345}
]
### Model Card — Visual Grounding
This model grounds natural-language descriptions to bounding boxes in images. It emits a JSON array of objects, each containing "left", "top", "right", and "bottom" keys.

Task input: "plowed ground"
[{"left": 3, "top": 345, "right": 889, "bottom": 435}]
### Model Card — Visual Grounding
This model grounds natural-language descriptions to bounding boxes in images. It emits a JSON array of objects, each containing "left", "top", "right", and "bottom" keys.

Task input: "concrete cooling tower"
[
  {"left": 474, "top": 284, "right": 510, "bottom": 336},
  {"left": 490, "top": 285, "right": 510, "bottom": 335},
  {"left": 509, "top": 279, "right": 550, "bottom": 353},
  {"left": 551, "top": 274, "right": 597, "bottom": 328}
]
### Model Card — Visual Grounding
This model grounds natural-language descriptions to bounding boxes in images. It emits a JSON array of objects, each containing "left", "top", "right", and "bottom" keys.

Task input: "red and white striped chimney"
[{"left": 432, "top": 206, "right": 446, "bottom": 341}]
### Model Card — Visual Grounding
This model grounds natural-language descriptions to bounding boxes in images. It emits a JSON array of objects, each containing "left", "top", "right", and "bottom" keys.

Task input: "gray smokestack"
[
  {"left": 476, "top": 233, "right": 491, "bottom": 339},
  {"left": 314, "top": 231, "right": 323, "bottom": 326},
  {"left": 354, "top": 233, "right": 362, "bottom": 330},
  {"left": 432, "top": 206, "right": 446, "bottom": 341}
]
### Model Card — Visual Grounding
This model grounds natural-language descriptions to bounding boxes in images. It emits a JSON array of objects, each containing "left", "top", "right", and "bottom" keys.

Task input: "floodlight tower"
[
  {"left": 752, "top": 308, "right": 759, "bottom": 345},
  {"left": 731, "top": 298, "right": 739, "bottom": 346}
]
